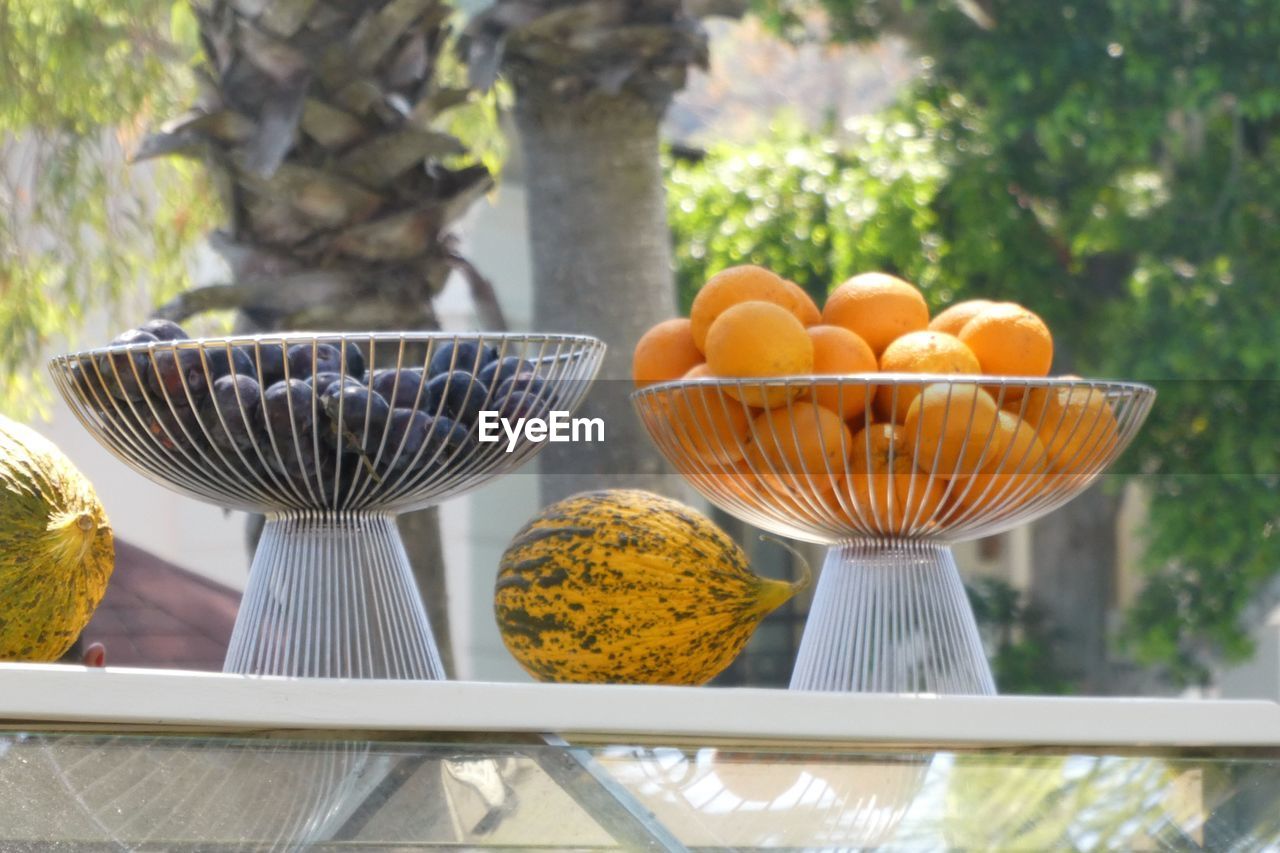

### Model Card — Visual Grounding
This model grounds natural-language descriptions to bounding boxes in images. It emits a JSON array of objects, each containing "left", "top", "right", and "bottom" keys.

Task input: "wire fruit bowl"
[
  {"left": 633, "top": 374, "right": 1155, "bottom": 695},
  {"left": 51, "top": 332, "right": 606, "bottom": 679}
]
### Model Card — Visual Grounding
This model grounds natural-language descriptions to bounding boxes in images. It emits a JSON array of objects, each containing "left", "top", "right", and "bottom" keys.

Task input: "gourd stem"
[{"left": 759, "top": 534, "right": 814, "bottom": 594}]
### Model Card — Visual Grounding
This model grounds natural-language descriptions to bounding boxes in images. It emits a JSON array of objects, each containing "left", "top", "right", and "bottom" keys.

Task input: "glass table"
[{"left": 1, "top": 664, "right": 1277, "bottom": 850}]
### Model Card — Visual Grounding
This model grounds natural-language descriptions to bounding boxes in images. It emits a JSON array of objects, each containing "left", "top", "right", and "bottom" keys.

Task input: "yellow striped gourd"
[
  {"left": 495, "top": 489, "right": 807, "bottom": 685},
  {"left": 0, "top": 415, "right": 114, "bottom": 661}
]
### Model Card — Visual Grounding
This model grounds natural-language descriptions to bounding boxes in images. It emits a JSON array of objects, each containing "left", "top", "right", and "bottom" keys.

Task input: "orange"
[
  {"left": 831, "top": 423, "right": 945, "bottom": 534},
  {"left": 745, "top": 401, "right": 849, "bottom": 498},
  {"left": 740, "top": 468, "right": 815, "bottom": 521},
  {"left": 701, "top": 461, "right": 784, "bottom": 523},
  {"left": 903, "top": 383, "right": 1005, "bottom": 477},
  {"left": 709, "top": 460, "right": 761, "bottom": 506},
  {"left": 632, "top": 318, "right": 704, "bottom": 388},
  {"left": 805, "top": 325, "right": 877, "bottom": 419},
  {"left": 1008, "top": 381, "right": 1056, "bottom": 422},
  {"left": 822, "top": 272, "right": 930, "bottom": 356},
  {"left": 929, "top": 299, "right": 996, "bottom": 336},
  {"left": 1013, "top": 375, "right": 1081, "bottom": 423},
  {"left": 689, "top": 265, "right": 798, "bottom": 352},
  {"left": 783, "top": 280, "right": 823, "bottom": 326},
  {"left": 720, "top": 458, "right": 814, "bottom": 521},
  {"left": 662, "top": 364, "right": 752, "bottom": 466},
  {"left": 705, "top": 301, "right": 814, "bottom": 408},
  {"left": 1018, "top": 382, "right": 1119, "bottom": 472},
  {"left": 951, "top": 411, "right": 1048, "bottom": 512},
  {"left": 874, "top": 331, "right": 982, "bottom": 422},
  {"left": 958, "top": 302, "right": 1054, "bottom": 378}
]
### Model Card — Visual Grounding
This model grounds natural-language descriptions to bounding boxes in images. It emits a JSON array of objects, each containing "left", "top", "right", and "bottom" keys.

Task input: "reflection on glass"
[
  {"left": 442, "top": 757, "right": 518, "bottom": 835},
  {"left": 0, "top": 733, "right": 616, "bottom": 848},
  {"left": 19, "top": 735, "right": 395, "bottom": 845},
  {"left": 0, "top": 731, "right": 1275, "bottom": 850},
  {"left": 598, "top": 745, "right": 1280, "bottom": 851},
  {"left": 930, "top": 754, "right": 1186, "bottom": 849},
  {"left": 602, "top": 746, "right": 925, "bottom": 848}
]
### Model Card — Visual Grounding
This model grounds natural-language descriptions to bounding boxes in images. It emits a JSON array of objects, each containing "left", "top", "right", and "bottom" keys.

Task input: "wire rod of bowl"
[
  {"left": 633, "top": 374, "right": 1155, "bottom": 695},
  {"left": 51, "top": 332, "right": 606, "bottom": 679}
]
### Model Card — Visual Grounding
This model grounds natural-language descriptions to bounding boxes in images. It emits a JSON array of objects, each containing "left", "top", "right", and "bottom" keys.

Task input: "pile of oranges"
[{"left": 633, "top": 266, "right": 1119, "bottom": 533}]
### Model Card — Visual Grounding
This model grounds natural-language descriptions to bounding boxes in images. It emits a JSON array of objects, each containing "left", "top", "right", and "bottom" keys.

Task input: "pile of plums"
[{"left": 76, "top": 322, "right": 557, "bottom": 499}]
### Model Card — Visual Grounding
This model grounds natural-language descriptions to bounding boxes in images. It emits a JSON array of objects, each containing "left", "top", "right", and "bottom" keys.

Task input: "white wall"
[{"left": 1219, "top": 609, "right": 1280, "bottom": 701}]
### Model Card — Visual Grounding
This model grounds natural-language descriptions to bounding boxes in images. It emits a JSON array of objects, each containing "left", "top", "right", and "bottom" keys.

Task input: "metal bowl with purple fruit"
[{"left": 50, "top": 324, "right": 605, "bottom": 679}]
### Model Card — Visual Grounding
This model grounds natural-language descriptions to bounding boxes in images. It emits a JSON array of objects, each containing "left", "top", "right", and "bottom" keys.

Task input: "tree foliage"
[
  {"left": 669, "top": 111, "right": 946, "bottom": 312},
  {"left": 671, "top": 0, "right": 1280, "bottom": 684},
  {"left": 0, "top": 0, "right": 212, "bottom": 419}
]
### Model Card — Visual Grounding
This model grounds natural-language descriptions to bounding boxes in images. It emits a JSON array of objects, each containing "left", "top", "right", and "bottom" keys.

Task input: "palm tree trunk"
[
  {"left": 515, "top": 88, "right": 676, "bottom": 502},
  {"left": 464, "top": 0, "right": 743, "bottom": 503}
]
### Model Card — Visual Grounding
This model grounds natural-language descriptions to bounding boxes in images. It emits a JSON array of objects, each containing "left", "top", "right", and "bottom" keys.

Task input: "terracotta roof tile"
[{"left": 79, "top": 541, "right": 240, "bottom": 671}]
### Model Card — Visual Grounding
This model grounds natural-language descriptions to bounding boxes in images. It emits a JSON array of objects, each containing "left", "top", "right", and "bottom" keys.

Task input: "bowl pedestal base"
[
  {"left": 790, "top": 541, "right": 996, "bottom": 695},
  {"left": 223, "top": 512, "right": 445, "bottom": 679}
]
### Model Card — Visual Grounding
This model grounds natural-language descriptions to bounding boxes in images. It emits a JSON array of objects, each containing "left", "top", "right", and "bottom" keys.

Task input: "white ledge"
[{"left": 0, "top": 663, "right": 1276, "bottom": 748}]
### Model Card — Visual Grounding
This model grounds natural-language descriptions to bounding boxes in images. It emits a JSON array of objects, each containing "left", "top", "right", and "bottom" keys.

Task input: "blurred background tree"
[
  {"left": 0, "top": 0, "right": 210, "bottom": 419},
  {"left": 672, "top": 0, "right": 1280, "bottom": 688}
]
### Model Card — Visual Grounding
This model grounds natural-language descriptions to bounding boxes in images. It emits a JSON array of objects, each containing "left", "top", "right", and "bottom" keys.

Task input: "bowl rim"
[
  {"left": 49, "top": 331, "right": 606, "bottom": 364},
  {"left": 44, "top": 331, "right": 608, "bottom": 514},
  {"left": 632, "top": 373, "right": 1157, "bottom": 399}
]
